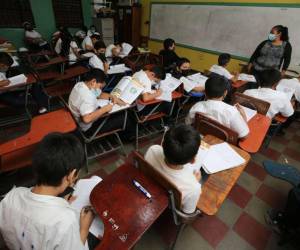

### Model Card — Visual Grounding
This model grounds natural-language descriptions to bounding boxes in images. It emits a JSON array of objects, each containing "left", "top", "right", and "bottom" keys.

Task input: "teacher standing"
[{"left": 247, "top": 25, "right": 292, "bottom": 83}]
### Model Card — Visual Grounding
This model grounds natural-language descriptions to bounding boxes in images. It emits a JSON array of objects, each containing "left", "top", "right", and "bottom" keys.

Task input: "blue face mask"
[
  {"left": 92, "top": 88, "right": 101, "bottom": 97},
  {"left": 268, "top": 33, "right": 277, "bottom": 41}
]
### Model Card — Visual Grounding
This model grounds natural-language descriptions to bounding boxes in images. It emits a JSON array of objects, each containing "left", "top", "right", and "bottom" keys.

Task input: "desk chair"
[
  {"left": 194, "top": 112, "right": 239, "bottom": 145},
  {"left": 60, "top": 97, "right": 126, "bottom": 172},
  {"left": 132, "top": 151, "right": 201, "bottom": 250},
  {"left": 123, "top": 53, "right": 162, "bottom": 72}
]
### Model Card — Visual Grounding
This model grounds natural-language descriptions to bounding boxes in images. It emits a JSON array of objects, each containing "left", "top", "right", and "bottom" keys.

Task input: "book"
[
  {"left": 70, "top": 176, "right": 104, "bottom": 238},
  {"left": 156, "top": 90, "right": 172, "bottom": 102},
  {"left": 180, "top": 76, "right": 197, "bottom": 93},
  {"left": 187, "top": 73, "right": 208, "bottom": 88},
  {"left": 107, "top": 64, "right": 131, "bottom": 75},
  {"left": 6, "top": 74, "right": 27, "bottom": 87},
  {"left": 238, "top": 73, "right": 256, "bottom": 82},
  {"left": 159, "top": 74, "right": 182, "bottom": 92},
  {"left": 97, "top": 99, "right": 131, "bottom": 113},
  {"left": 240, "top": 105, "right": 257, "bottom": 122},
  {"left": 198, "top": 142, "right": 245, "bottom": 174}
]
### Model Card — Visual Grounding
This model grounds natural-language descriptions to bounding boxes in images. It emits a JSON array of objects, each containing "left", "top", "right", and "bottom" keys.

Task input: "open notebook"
[
  {"left": 5, "top": 74, "right": 27, "bottom": 87},
  {"left": 70, "top": 176, "right": 104, "bottom": 238},
  {"left": 156, "top": 74, "right": 181, "bottom": 102},
  {"left": 238, "top": 73, "right": 256, "bottom": 82},
  {"left": 240, "top": 105, "right": 257, "bottom": 122},
  {"left": 180, "top": 73, "right": 207, "bottom": 92},
  {"left": 97, "top": 99, "right": 130, "bottom": 114}
]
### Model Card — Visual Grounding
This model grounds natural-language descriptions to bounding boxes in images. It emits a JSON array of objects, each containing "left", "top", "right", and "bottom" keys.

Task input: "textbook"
[
  {"left": 107, "top": 64, "right": 131, "bottom": 75},
  {"left": 156, "top": 74, "right": 181, "bottom": 102},
  {"left": 111, "top": 76, "right": 144, "bottom": 104},
  {"left": 97, "top": 99, "right": 130, "bottom": 113},
  {"left": 156, "top": 90, "right": 172, "bottom": 102},
  {"left": 238, "top": 73, "right": 256, "bottom": 82},
  {"left": 71, "top": 176, "right": 104, "bottom": 238},
  {"left": 198, "top": 142, "right": 245, "bottom": 174},
  {"left": 180, "top": 73, "right": 207, "bottom": 92},
  {"left": 240, "top": 105, "right": 257, "bottom": 122},
  {"left": 6, "top": 74, "right": 27, "bottom": 87}
]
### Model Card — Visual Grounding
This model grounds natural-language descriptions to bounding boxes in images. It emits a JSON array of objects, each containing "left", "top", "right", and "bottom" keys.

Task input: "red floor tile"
[
  {"left": 228, "top": 184, "right": 253, "bottom": 208},
  {"left": 259, "top": 148, "right": 281, "bottom": 161},
  {"left": 233, "top": 212, "right": 271, "bottom": 250},
  {"left": 245, "top": 161, "right": 267, "bottom": 181},
  {"left": 283, "top": 147, "right": 300, "bottom": 162},
  {"left": 256, "top": 184, "right": 286, "bottom": 209},
  {"left": 192, "top": 215, "right": 229, "bottom": 248}
]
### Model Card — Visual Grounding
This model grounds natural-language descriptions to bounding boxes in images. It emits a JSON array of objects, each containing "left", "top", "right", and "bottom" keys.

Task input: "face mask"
[
  {"left": 268, "top": 33, "right": 277, "bottom": 41},
  {"left": 92, "top": 88, "right": 101, "bottom": 97},
  {"left": 181, "top": 69, "right": 190, "bottom": 77}
]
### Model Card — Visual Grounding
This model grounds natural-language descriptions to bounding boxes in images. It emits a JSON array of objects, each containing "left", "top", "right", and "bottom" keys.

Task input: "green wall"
[{"left": 0, "top": 0, "right": 92, "bottom": 48}]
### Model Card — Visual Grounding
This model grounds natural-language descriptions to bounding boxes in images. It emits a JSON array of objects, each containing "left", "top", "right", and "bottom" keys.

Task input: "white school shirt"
[
  {"left": 145, "top": 145, "right": 201, "bottom": 214},
  {"left": 81, "top": 36, "right": 93, "bottom": 50},
  {"left": 55, "top": 38, "right": 62, "bottom": 54},
  {"left": 25, "top": 30, "right": 47, "bottom": 46},
  {"left": 277, "top": 78, "right": 300, "bottom": 102},
  {"left": 186, "top": 100, "right": 249, "bottom": 138},
  {"left": 243, "top": 88, "right": 294, "bottom": 119},
  {"left": 89, "top": 54, "right": 105, "bottom": 71},
  {"left": 0, "top": 187, "right": 87, "bottom": 250},
  {"left": 69, "top": 41, "right": 80, "bottom": 65},
  {"left": 209, "top": 64, "right": 233, "bottom": 80},
  {"left": 105, "top": 44, "right": 115, "bottom": 58},
  {"left": 68, "top": 81, "right": 101, "bottom": 131},
  {"left": 0, "top": 72, "right": 6, "bottom": 81}
]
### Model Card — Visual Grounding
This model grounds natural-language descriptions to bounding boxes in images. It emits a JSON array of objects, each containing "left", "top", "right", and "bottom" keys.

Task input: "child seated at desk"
[
  {"left": 186, "top": 75, "right": 249, "bottom": 139},
  {"left": 243, "top": 69, "right": 294, "bottom": 119},
  {"left": 159, "top": 38, "right": 180, "bottom": 71},
  {"left": 0, "top": 133, "right": 94, "bottom": 249},
  {"left": 171, "top": 57, "right": 205, "bottom": 93},
  {"left": 276, "top": 76, "right": 300, "bottom": 102},
  {"left": 0, "top": 52, "right": 49, "bottom": 113},
  {"left": 89, "top": 41, "right": 109, "bottom": 74},
  {"left": 68, "top": 69, "right": 133, "bottom": 137},
  {"left": 82, "top": 33, "right": 101, "bottom": 52},
  {"left": 145, "top": 124, "right": 202, "bottom": 214},
  {"left": 23, "top": 21, "right": 50, "bottom": 51},
  {"left": 209, "top": 53, "right": 238, "bottom": 82}
]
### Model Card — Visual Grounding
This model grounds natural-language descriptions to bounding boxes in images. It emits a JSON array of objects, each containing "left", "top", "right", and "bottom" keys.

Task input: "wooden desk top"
[
  {"left": 34, "top": 56, "right": 67, "bottom": 69},
  {"left": 0, "top": 109, "right": 76, "bottom": 154},
  {"left": 238, "top": 113, "right": 271, "bottom": 153},
  {"left": 0, "top": 74, "right": 37, "bottom": 92},
  {"left": 197, "top": 135, "right": 250, "bottom": 215},
  {"left": 91, "top": 164, "right": 168, "bottom": 250},
  {"left": 232, "top": 80, "right": 247, "bottom": 89}
]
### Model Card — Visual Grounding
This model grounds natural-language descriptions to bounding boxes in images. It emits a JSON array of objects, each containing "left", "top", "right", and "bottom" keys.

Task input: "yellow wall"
[{"left": 140, "top": 0, "right": 300, "bottom": 72}]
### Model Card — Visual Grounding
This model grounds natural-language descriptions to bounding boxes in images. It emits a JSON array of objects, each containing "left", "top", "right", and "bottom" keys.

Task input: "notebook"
[
  {"left": 238, "top": 73, "right": 256, "bottom": 82},
  {"left": 71, "top": 176, "right": 104, "bottom": 238},
  {"left": 187, "top": 73, "right": 208, "bottom": 88},
  {"left": 107, "top": 64, "right": 131, "bottom": 74},
  {"left": 6, "top": 74, "right": 27, "bottom": 87},
  {"left": 240, "top": 105, "right": 258, "bottom": 122}
]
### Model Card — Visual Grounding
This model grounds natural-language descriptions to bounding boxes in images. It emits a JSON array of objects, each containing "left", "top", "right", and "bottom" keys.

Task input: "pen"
[{"left": 132, "top": 179, "right": 152, "bottom": 199}]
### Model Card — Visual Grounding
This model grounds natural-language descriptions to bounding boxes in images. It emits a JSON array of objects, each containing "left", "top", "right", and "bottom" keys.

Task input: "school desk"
[
  {"left": 33, "top": 56, "right": 67, "bottom": 73},
  {"left": 231, "top": 80, "right": 247, "bottom": 89},
  {"left": 90, "top": 163, "right": 168, "bottom": 250},
  {"left": 198, "top": 135, "right": 251, "bottom": 215},
  {"left": 238, "top": 113, "right": 271, "bottom": 153},
  {"left": 0, "top": 109, "right": 76, "bottom": 172}
]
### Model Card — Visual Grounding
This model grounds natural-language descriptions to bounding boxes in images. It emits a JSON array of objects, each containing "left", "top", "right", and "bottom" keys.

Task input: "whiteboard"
[{"left": 150, "top": 3, "right": 300, "bottom": 65}]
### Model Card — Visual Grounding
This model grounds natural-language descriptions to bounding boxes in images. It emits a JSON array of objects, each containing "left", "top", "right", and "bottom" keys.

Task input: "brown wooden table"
[
  {"left": 197, "top": 135, "right": 251, "bottom": 215},
  {"left": 90, "top": 163, "right": 169, "bottom": 250}
]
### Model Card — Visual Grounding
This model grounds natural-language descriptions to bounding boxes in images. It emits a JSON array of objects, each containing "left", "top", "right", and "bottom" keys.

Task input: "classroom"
[{"left": 0, "top": 0, "right": 300, "bottom": 249}]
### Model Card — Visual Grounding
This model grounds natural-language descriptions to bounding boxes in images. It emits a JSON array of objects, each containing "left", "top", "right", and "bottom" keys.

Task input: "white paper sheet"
[
  {"left": 6, "top": 74, "right": 27, "bottom": 87},
  {"left": 187, "top": 73, "right": 208, "bottom": 88},
  {"left": 109, "top": 104, "right": 130, "bottom": 113},
  {"left": 238, "top": 73, "right": 256, "bottom": 82},
  {"left": 97, "top": 99, "right": 110, "bottom": 107},
  {"left": 156, "top": 90, "right": 172, "bottom": 102},
  {"left": 180, "top": 76, "right": 198, "bottom": 92},
  {"left": 159, "top": 75, "right": 182, "bottom": 92},
  {"left": 71, "top": 176, "right": 104, "bottom": 238},
  {"left": 200, "top": 142, "right": 245, "bottom": 174},
  {"left": 107, "top": 64, "right": 131, "bottom": 74},
  {"left": 240, "top": 105, "right": 257, "bottom": 122}
]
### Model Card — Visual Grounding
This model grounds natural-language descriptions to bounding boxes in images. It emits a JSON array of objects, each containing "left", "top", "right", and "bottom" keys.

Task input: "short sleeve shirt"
[{"left": 209, "top": 64, "right": 233, "bottom": 80}]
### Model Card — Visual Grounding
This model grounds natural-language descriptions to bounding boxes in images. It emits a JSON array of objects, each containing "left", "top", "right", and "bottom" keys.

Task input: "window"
[
  {"left": 0, "top": 0, "right": 35, "bottom": 28},
  {"left": 52, "top": 0, "right": 84, "bottom": 28}
]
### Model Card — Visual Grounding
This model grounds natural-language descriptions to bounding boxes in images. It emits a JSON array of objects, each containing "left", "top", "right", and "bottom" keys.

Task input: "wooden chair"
[
  {"left": 123, "top": 53, "right": 162, "bottom": 72},
  {"left": 60, "top": 96, "right": 127, "bottom": 172},
  {"left": 194, "top": 112, "right": 239, "bottom": 145},
  {"left": 231, "top": 92, "right": 270, "bottom": 115},
  {"left": 132, "top": 151, "right": 201, "bottom": 250}
]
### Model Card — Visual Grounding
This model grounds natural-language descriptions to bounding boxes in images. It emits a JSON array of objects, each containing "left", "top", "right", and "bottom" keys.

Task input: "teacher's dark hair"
[{"left": 273, "top": 25, "right": 289, "bottom": 41}]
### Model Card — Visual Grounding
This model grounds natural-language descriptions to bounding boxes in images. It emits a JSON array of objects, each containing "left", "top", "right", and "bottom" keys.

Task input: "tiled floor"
[{"left": 83, "top": 121, "right": 300, "bottom": 250}]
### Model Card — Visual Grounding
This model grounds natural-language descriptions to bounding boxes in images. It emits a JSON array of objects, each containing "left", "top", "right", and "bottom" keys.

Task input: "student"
[
  {"left": 159, "top": 38, "right": 180, "bottom": 70},
  {"left": 68, "top": 69, "right": 131, "bottom": 137},
  {"left": 89, "top": 41, "right": 109, "bottom": 74},
  {"left": 276, "top": 76, "right": 300, "bottom": 102},
  {"left": 87, "top": 25, "right": 97, "bottom": 37},
  {"left": 0, "top": 52, "right": 49, "bottom": 113},
  {"left": 171, "top": 57, "right": 204, "bottom": 92},
  {"left": 23, "top": 22, "right": 50, "bottom": 51},
  {"left": 82, "top": 34, "right": 101, "bottom": 52},
  {"left": 244, "top": 69, "right": 294, "bottom": 119},
  {"left": 209, "top": 53, "right": 237, "bottom": 81},
  {"left": 186, "top": 75, "right": 249, "bottom": 139},
  {"left": 105, "top": 43, "right": 122, "bottom": 59},
  {"left": 145, "top": 124, "right": 202, "bottom": 214},
  {"left": 0, "top": 132, "right": 94, "bottom": 249}
]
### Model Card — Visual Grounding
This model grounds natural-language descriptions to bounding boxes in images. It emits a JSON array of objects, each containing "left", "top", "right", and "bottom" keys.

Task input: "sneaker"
[{"left": 38, "top": 107, "right": 47, "bottom": 114}]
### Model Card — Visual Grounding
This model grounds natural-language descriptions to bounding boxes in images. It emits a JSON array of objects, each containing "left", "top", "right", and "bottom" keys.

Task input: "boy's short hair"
[
  {"left": 94, "top": 40, "right": 106, "bottom": 50},
  {"left": 163, "top": 38, "right": 175, "bottom": 50},
  {"left": 176, "top": 57, "right": 190, "bottom": 67},
  {"left": 144, "top": 65, "right": 166, "bottom": 80},
  {"left": 205, "top": 75, "right": 227, "bottom": 99},
  {"left": 260, "top": 69, "right": 281, "bottom": 88},
  {"left": 0, "top": 52, "right": 14, "bottom": 67},
  {"left": 162, "top": 124, "right": 200, "bottom": 165},
  {"left": 84, "top": 68, "right": 105, "bottom": 83},
  {"left": 218, "top": 53, "right": 231, "bottom": 66},
  {"left": 91, "top": 34, "right": 101, "bottom": 41},
  {"left": 33, "top": 133, "right": 84, "bottom": 187}
]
